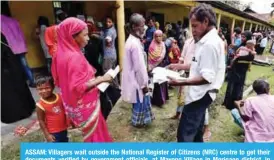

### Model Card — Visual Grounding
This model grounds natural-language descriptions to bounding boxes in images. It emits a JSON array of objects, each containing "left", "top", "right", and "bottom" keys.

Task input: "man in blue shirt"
[
  {"left": 102, "top": 16, "right": 119, "bottom": 88},
  {"left": 227, "top": 27, "right": 242, "bottom": 66},
  {"left": 144, "top": 17, "right": 156, "bottom": 53},
  {"left": 228, "top": 27, "right": 242, "bottom": 55}
]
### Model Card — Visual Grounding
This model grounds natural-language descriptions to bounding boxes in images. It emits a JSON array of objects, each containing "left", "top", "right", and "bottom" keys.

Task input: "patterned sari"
[
  {"left": 148, "top": 30, "right": 168, "bottom": 107},
  {"left": 53, "top": 18, "right": 112, "bottom": 142}
]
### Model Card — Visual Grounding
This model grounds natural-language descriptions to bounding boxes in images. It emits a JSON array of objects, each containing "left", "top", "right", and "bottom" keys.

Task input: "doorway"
[{"left": 150, "top": 12, "right": 165, "bottom": 31}]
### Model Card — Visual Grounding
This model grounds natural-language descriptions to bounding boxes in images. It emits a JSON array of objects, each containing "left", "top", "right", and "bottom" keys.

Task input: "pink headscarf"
[
  {"left": 52, "top": 17, "right": 96, "bottom": 107},
  {"left": 148, "top": 30, "right": 166, "bottom": 70}
]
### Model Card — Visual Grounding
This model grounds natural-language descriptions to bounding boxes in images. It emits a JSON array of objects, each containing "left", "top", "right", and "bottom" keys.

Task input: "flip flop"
[{"left": 203, "top": 131, "right": 212, "bottom": 142}]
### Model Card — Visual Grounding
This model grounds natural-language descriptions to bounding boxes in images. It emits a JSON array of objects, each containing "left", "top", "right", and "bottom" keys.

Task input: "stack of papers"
[
  {"left": 97, "top": 66, "right": 120, "bottom": 92},
  {"left": 152, "top": 67, "right": 186, "bottom": 84}
]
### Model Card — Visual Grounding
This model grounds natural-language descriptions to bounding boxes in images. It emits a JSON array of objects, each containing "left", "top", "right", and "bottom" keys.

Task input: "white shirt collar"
[{"left": 198, "top": 28, "right": 217, "bottom": 44}]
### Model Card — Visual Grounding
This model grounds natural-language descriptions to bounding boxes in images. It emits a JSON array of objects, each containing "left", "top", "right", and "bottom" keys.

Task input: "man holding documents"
[
  {"left": 121, "top": 13, "right": 154, "bottom": 127},
  {"left": 168, "top": 4, "right": 226, "bottom": 142}
]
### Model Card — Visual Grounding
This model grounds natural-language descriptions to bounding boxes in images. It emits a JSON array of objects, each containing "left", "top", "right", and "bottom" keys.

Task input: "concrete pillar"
[
  {"left": 230, "top": 18, "right": 236, "bottom": 44},
  {"left": 189, "top": 7, "right": 193, "bottom": 38},
  {"left": 217, "top": 13, "right": 222, "bottom": 30},
  {"left": 116, "top": 0, "right": 125, "bottom": 69},
  {"left": 242, "top": 21, "right": 246, "bottom": 32},
  {"left": 231, "top": 18, "right": 235, "bottom": 33},
  {"left": 249, "top": 23, "right": 253, "bottom": 31},
  {"left": 255, "top": 24, "right": 258, "bottom": 31}
]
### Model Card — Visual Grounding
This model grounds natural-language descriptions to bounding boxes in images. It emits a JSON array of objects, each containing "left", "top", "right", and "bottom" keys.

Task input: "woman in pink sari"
[
  {"left": 148, "top": 30, "right": 166, "bottom": 71},
  {"left": 148, "top": 30, "right": 168, "bottom": 107},
  {"left": 52, "top": 17, "right": 112, "bottom": 142}
]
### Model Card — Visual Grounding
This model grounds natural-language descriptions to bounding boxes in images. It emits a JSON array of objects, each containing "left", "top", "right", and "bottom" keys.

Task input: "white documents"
[
  {"left": 97, "top": 65, "right": 120, "bottom": 92},
  {"left": 152, "top": 67, "right": 186, "bottom": 84}
]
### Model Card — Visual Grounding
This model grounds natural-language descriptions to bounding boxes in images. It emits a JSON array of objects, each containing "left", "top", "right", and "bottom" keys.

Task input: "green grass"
[
  {"left": 209, "top": 64, "right": 274, "bottom": 142},
  {"left": 246, "top": 65, "right": 274, "bottom": 86},
  {"left": 2, "top": 64, "right": 273, "bottom": 160},
  {"left": 1, "top": 130, "right": 82, "bottom": 160}
]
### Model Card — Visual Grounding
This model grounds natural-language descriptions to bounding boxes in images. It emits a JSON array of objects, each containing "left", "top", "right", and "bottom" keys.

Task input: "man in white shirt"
[
  {"left": 168, "top": 3, "right": 226, "bottom": 142},
  {"left": 258, "top": 33, "right": 268, "bottom": 55}
]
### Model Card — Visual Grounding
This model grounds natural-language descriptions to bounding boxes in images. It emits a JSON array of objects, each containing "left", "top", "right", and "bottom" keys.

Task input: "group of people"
[
  {"left": 33, "top": 10, "right": 124, "bottom": 142},
  {"left": 121, "top": 4, "right": 274, "bottom": 143},
  {"left": 1, "top": 3, "right": 274, "bottom": 143}
]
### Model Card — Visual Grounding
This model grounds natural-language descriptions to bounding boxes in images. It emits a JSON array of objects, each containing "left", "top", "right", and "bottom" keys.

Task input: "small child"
[
  {"left": 36, "top": 76, "right": 69, "bottom": 142},
  {"left": 228, "top": 40, "right": 256, "bottom": 68}
]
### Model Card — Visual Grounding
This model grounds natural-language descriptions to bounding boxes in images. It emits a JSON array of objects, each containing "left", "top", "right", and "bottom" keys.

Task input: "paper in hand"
[
  {"left": 152, "top": 67, "right": 186, "bottom": 84},
  {"left": 97, "top": 66, "right": 120, "bottom": 92}
]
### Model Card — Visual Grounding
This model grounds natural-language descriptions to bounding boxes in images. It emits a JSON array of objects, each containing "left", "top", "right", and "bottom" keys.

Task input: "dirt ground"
[{"left": 1, "top": 60, "right": 274, "bottom": 160}]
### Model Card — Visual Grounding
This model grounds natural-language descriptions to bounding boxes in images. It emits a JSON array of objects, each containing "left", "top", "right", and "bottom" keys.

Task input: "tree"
[{"left": 223, "top": 0, "right": 252, "bottom": 11}]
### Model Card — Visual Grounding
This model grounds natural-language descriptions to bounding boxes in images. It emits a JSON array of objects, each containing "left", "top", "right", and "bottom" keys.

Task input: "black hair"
[
  {"left": 2, "top": 1, "right": 11, "bottom": 17},
  {"left": 189, "top": 3, "right": 216, "bottom": 27},
  {"left": 147, "top": 16, "right": 156, "bottom": 23},
  {"left": 242, "top": 31, "right": 253, "bottom": 41},
  {"left": 253, "top": 79, "right": 269, "bottom": 95},
  {"left": 234, "top": 27, "right": 242, "bottom": 34},
  {"left": 177, "top": 21, "right": 182, "bottom": 25},
  {"left": 183, "top": 18, "right": 189, "bottom": 28},
  {"left": 38, "top": 16, "right": 49, "bottom": 27},
  {"left": 171, "top": 23, "right": 177, "bottom": 30},
  {"left": 168, "top": 29, "right": 176, "bottom": 38},
  {"left": 57, "top": 12, "right": 67, "bottom": 21},
  {"left": 262, "top": 32, "right": 267, "bottom": 37},
  {"left": 36, "top": 76, "right": 54, "bottom": 88},
  {"left": 106, "top": 16, "right": 114, "bottom": 22}
]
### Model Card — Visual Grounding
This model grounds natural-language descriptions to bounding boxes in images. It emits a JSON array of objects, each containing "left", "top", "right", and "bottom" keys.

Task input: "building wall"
[
  {"left": 9, "top": 1, "right": 55, "bottom": 68},
  {"left": 84, "top": 1, "right": 115, "bottom": 22},
  {"left": 125, "top": 1, "right": 191, "bottom": 23},
  {"left": 148, "top": 6, "right": 190, "bottom": 23},
  {"left": 125, "top": 1, "right": 147, "bottom": 14}
]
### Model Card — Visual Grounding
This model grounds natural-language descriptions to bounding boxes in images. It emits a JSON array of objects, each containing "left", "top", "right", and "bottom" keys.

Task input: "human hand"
[
  {"left": 142, "top": 87, "right": 149, "bottom": 94},
  {"left": 167, "top": 76, "right": 185, "bottom": 86},
  {"left": 142, "top": 39, "right": 146, "bottom": 44},
  {"left": 103, "top": 74, "right": 113, "bottom": 83},
  {"left": 45, "top": 134, "right": 55, "bottom": 142},
  {"left": 240, "top": 100, "right": 245, "bottom": 107},
  {"left": 166, "top": 64, "right": 178, "bottom": 71}
]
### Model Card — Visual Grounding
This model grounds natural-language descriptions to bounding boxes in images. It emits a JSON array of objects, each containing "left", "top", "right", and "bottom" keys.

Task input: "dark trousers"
[
  {"left": 51, "top": 130, "right": 69, "bottom": 142},
  {"left": 177, "top": 93, "right": 212, "bottom": 142}
]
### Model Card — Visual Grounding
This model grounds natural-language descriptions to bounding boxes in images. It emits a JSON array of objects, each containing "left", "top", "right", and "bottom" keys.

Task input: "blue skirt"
[{"left": 132, "top": 91, "right": 154, "bottom": 126}]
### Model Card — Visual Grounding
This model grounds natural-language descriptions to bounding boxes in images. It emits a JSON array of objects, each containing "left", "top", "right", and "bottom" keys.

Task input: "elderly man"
[
  {"left": 233, "top": 79, "right": 274, "bottom": 142},
  {"left": 121, "top": 13, "right": 154, "bottom": 127},
  {"left": 168, "top": 3, "right": 226, "bottom": 142}
]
